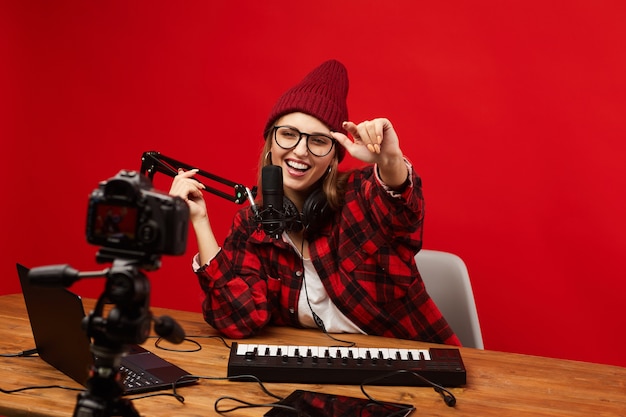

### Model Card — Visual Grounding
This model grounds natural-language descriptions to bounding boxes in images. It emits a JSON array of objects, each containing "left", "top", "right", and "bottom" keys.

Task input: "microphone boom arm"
[{"left": 140, "top": 151, "right": 257, "bottom": 206}]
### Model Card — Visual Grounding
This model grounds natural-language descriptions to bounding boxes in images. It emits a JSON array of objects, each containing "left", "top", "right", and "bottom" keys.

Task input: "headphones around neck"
[{"left": 283, "top": 188, "right": 331, "bottom": 236}]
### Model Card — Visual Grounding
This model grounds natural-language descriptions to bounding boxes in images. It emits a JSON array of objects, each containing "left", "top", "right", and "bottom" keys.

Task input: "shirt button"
[
  {"left": 295, "top": 270, "right": 303, "bottom": 277},
  {"left": 289, "top": 307, "right": 295, "bottom": 314}
]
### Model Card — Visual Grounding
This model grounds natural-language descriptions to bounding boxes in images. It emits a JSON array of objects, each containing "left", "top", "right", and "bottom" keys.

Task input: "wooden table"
[{"left": 1, "top": 293, "right": 625, "bottom": 416}]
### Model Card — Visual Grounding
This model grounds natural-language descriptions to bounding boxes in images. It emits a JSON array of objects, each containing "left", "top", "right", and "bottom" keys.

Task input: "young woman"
[{"left": 169, "top": 60, "right": 460, "bottom": 346}]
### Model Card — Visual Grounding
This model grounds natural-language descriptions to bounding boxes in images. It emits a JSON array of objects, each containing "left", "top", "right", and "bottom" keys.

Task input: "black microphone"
[
  {"left": 153, "top": 315, "right": 186, "bottom": 344},
  {"left": 28, "top": 265, "right": 108, "bottom": 288},
  {"left": 28, "top": 265, "right": 83, "bottom": 287},
  {"left": 261, "top": 165, "right": 285, "bottom": 239}
]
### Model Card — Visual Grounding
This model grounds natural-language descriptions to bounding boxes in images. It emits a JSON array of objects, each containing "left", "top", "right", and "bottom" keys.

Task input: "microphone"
[
  {"left": 28, "top": 265, "right": 80, "bottom": 287},
  {"left": 153, "top": 315, "right": 186, "bottom": 344},
  {"left": 28, "top": 265, "right": 104, "bottom": 287},
  {"left": 261, "top": 165, "right": 285, "bottom": 239}
]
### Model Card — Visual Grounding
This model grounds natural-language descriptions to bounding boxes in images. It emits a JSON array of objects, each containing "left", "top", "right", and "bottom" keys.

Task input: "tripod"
[{"left": 70, "top": 254, "right": 180, "bottom": 417}]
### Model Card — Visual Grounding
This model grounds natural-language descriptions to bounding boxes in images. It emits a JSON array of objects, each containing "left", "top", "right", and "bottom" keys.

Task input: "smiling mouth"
[{"left": 286, "top": 160, "right": 310, "bottom": 173}]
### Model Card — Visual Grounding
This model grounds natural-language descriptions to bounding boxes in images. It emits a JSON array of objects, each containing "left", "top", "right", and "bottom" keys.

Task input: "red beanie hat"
[{"left": 264, "top": 59, "right": 349, "bottom": 162}]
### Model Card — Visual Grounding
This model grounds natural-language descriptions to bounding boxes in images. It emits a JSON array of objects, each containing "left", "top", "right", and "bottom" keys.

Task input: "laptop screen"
[{"left": 17, "top": 263, "right": 93, "bottom": 385}]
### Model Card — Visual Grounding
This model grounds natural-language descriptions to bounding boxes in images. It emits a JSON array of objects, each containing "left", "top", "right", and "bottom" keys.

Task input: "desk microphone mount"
[{"left": 140, "top": 150, "right": 258, "bottom": 206}]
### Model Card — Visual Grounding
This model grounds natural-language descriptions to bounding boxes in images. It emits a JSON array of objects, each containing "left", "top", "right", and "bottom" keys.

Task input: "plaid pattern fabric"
[{"left": 197, "top": 163, "right": 460, "bottom": 346}]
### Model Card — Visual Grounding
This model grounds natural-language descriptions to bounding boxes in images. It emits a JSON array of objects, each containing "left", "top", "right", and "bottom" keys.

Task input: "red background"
[{"left": 2, "top": 1, "right": 625, "bottom": 367}]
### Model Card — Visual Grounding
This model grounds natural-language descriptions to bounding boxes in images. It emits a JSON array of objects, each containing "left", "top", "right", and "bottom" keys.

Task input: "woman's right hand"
[{"left": 169, "top": 169, "right": 208, "bottom": 223}]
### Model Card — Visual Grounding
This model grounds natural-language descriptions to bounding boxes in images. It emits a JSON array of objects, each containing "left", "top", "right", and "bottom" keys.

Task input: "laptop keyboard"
[{"left": 119, "top": 363, "right": 164, "bottom": 391}]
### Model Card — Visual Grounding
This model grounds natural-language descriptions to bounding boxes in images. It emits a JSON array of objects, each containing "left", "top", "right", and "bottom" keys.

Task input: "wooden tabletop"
[{"left": 1, "top": 292, "right": 625, "bottom": 417}]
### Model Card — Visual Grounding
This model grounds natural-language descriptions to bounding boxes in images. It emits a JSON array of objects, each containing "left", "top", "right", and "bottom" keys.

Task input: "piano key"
[
  {"left": 236, "top": 343, "right": 251, "bottom": 355},
  {"left": 358, "top": 348, "right": 369, "bottom": 359}
]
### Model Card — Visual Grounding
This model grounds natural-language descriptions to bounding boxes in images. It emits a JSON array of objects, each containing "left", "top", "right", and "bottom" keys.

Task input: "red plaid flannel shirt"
[{"left": 196, "top": 162, "right": 460, "bottom": 346}]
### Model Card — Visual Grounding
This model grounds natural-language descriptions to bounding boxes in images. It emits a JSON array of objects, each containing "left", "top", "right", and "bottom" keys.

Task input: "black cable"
[
  {"left": 172, "top": 373, "right": 414, "bottom": 416},
  {"left": 170, "top": 373, "right": 292, "bottom": 414},
  {"left": 153, "top": 336, "right": 202, "bottom": 352},
  {"left": 1, "top": 384, "right": 84, "bottom": 394},
  {"left": 213, "top": 396, "right": 298, "bottom": 414},
  {"left": 184, "top": 334, "right": 231, "bottom": 349},
  {"left": 0, "top": 348, "right": 38, "bottom": 358},
  {"left": 360, "top": 369, "right": 457, "bottom": 408},
  {"left": 147, "top": 334, "right": 231, "bottom": 353}
]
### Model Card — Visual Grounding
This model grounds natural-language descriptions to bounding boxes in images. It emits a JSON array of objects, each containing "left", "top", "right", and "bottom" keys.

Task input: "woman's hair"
[{"left": 257, "top": 132, "right": 350, "bottom": 211}]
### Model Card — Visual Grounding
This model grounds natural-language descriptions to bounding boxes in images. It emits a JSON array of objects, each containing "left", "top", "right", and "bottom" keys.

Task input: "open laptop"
[{"left": 17, "top": 263, "right": 197, "bottom": 395}]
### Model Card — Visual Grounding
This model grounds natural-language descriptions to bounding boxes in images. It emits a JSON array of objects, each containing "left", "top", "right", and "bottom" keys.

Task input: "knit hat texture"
[{"left": 264, "top": 59, "right": 349, "bottom": 161}]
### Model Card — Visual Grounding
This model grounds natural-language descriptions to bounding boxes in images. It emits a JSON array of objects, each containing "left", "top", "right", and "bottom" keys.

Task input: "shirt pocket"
[{"left": 342, "top": 248, "right": 416, "bottom": 304}]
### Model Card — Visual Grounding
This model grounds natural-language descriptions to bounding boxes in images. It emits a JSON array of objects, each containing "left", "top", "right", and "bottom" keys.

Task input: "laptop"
[{"left": 17, "top": 263, "right": 197, "bottom": 395}]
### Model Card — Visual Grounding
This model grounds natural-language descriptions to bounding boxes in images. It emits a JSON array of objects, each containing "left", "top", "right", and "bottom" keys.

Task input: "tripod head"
[{"left": 86, "top": 257, "right": 152, "bottom": 349}]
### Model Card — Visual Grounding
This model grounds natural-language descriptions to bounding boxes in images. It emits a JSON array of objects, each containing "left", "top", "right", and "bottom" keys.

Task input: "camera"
[{"left": 86, "top": 169, "right": 189, "bottom": 256}]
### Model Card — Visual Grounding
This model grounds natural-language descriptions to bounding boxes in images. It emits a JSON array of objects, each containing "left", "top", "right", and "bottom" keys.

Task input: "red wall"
[{"left": 3, "top": 1, "right": 626, "bottom": 367}]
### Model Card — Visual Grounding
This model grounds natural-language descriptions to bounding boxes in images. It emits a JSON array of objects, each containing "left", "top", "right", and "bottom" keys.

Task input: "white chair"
[{"left": 415, "top": 249, "right": 484, "bottom": 349}]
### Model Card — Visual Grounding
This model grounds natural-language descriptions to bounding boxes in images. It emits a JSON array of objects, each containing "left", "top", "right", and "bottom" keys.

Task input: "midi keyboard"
[{"left": 227, "top": 342, "right": 466, "bottom": 387}]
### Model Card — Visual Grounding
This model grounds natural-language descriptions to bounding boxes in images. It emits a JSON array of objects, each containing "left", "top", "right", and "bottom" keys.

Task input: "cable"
[
  {"left": 171, "top": 373, "right": 415, "bottom": 416},
  {"left": 1, "top": 384, "right": 83, "bottom": 395},
  {"left": 0, "top": 348, "right": 38, "bottom": 358},
  {"left": 154, "top": 336, "right": 202, "bottom": 352},
  {"left": 147, "top": 334, "right": 231, "bottom": 353},
  {"left": 360, "top": 369, "right": 457, "bottom": 408},
  {"left": 170, "top": 373, "right": 290, "bottom": 414}
]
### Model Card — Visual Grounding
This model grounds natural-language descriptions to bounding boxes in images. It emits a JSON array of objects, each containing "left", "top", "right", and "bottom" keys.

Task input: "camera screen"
[
  {"left": 91, "top": 203, "right": 139, "bottom": 242},
  {"left": 264, "top": 390, "right": 414, "bottom": 417}
]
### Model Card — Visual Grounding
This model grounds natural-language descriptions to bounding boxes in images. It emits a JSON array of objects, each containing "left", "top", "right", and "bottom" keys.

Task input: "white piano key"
[
  {"left": 287, "top": 346, "right": 299, "bottom": 357},
  {"left": 236, "top": 343, "right": 252, "bottom": 355},
  {"left": 388, "top": 349, "right": 400, "bottom": 359},
  {"left": 309, "top": 346, "right": 324, "bottom": 357}
]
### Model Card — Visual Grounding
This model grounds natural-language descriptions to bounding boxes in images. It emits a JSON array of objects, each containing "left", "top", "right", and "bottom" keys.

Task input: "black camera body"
[{"left": 86, "top": 170, "right": 189, "bottom": 257}]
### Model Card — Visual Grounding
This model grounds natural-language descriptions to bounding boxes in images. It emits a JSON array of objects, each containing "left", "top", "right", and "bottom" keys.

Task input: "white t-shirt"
[{"left": 285, "top": 233, "right": 365, "bottom": 334}]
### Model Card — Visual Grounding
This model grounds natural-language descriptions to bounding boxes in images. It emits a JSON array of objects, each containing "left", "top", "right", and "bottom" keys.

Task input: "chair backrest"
[{"left": 415, "top": 249, "right": 484, "bottom": 349}]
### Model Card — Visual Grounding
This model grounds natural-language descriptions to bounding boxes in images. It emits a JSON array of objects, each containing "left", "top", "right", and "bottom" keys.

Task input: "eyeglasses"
[{"left": 273, "top": 126, "right": 336, "bottom": 157}]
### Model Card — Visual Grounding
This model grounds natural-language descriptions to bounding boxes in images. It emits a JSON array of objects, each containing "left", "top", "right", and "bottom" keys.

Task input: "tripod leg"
[{"left": 73, "top": 389, "right": 142, "bottom": 417}]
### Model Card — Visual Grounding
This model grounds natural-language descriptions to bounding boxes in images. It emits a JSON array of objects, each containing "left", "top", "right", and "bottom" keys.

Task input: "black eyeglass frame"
[{"left": 272, "top": 125, "right": 337, "bottom": 157}]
